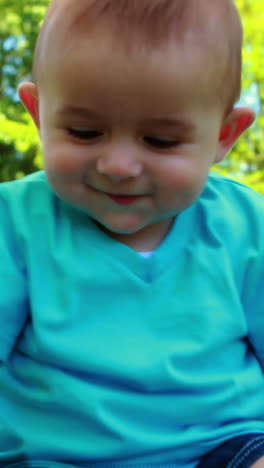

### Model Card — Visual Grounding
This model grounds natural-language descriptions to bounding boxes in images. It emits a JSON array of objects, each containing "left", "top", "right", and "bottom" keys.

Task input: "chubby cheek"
[
  {"left": 43, "top": 146, "right": 86, "bottom": 179},
  {"left": 159, "top": 161, "right": 209, "bottom": 208}
]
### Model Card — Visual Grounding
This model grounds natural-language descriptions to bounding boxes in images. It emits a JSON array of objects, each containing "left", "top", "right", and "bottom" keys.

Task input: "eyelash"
[
  {"left": 67, "top": 128, "right": 179, "bottom": 149},
  {"left": 144, "top": 136, "right": 179, "bottom": 149},
  {"left": 68, "top": 129, "right": 102, "bottom": 140}
]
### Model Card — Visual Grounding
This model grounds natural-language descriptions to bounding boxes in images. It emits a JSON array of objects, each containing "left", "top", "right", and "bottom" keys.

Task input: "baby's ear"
[
  {"left": 18, "top": 81, "right": 40, "bottom": 129},
  {"left": 215, "top": 106, "right": 256, "bottom": 164}
]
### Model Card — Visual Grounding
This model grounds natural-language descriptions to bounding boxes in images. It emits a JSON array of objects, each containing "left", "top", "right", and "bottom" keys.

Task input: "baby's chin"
[
  {"left": 95, "top": 219, "right": 147, "bottom": 236},
  {"left": 94, "top": 215, "right": 175, "bottom": 252}
]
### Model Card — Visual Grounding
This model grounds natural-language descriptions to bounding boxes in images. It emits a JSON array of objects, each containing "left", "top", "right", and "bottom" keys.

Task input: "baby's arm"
[
  {"left": 246, "top": 277, "right": 264, "bottom": 373},
  {"left": 243, "top": 244, "right": 264, "bottom": 372},
  {"left": 0, "top": 189, "right": 29, "bottom": 363}
]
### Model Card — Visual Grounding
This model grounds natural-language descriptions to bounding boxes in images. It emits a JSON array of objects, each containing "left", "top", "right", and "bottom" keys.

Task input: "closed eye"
[
  {"left": 144, "top": 136, "right": 180, "bottom": 149},
  {"left": 67, "top": 128, "right": 103, "bottom": 140},
  {"left": 67, "top": 129, "right": 180, "bottom": 148}
]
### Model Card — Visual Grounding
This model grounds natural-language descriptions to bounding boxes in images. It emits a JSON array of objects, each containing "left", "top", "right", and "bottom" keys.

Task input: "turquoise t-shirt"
[{"left": 1, "top": 170, "right": 264, "bottom": 468}]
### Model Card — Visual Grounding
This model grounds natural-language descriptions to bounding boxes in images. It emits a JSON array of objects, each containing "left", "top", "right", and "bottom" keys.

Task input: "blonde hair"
[{"left": 33, "top": 0, "right": 243, "bottom": 113}]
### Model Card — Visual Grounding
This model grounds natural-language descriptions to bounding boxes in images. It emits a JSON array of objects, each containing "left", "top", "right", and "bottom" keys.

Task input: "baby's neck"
[{"left": 98, "top": 218, "right": 175, "bottom": 252}]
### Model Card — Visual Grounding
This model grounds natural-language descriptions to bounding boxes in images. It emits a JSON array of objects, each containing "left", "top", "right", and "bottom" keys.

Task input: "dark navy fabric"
[{"left": 197, "top": 433, "right": 264, "bottom": 468}]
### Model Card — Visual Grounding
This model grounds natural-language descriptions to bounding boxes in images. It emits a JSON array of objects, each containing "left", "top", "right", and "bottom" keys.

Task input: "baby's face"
[{"left": 36, "top": 28, "right": 225, "bottom": 250}]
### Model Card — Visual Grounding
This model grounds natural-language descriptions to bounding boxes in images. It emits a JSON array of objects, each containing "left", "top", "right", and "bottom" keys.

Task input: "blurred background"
[{"left": 0, "top": 0, "right": 263, "bottom": 192}]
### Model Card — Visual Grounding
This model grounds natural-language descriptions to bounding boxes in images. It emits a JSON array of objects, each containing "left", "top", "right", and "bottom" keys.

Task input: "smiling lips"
[
  {"left": 107, "top": 193, "right": 144, "bottom": 205},
  {"left": 88, "top": 184, "right": 146, "bottom": 205}
]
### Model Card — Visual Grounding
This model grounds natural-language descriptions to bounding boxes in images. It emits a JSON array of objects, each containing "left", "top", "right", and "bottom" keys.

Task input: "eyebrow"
[
  {"left": 55, "top": 107, "right": 102, "bottom": 118},
  {"left": 146, "top": 118, "right": 195, "bottom": 132},
  {"left": 56, "top": 106, "right": 195, "bottom": 131}
]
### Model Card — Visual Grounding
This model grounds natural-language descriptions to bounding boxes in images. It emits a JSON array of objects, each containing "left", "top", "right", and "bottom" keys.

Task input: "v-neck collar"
[{"left": 79, "top": 203, "right": 197, "bottom": 283}]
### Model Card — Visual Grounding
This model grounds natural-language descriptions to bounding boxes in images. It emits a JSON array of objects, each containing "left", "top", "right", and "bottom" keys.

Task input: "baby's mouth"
[
  {"left": 106, "top": 193, "right": 145, "bottom": 205},
  {"left": 86, "top": 183, "right": 148, "bottom": 205}
]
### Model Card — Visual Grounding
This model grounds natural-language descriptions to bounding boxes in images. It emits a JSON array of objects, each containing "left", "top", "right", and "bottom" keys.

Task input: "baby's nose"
[{"left": 96, "top": 145, "right": 143, "bottom": 181}]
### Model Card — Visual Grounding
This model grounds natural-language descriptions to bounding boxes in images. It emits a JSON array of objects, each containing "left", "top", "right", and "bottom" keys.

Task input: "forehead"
[{"left": 39, "top": 27, "right": 223, "bottom": 116}]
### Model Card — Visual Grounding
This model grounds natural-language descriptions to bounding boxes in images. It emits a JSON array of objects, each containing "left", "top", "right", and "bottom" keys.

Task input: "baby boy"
[{"left": 1, "top": 0, "right": 264, "bottom": 467}]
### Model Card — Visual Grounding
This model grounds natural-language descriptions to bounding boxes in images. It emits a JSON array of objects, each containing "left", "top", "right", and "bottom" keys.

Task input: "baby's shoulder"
[
  {"left": 201, "top": 172, "right": 264, "bottom": 249},
  {"left": 0, "top": 171, "right": 57, "bottom": 233},
  {"left": 206, "top": 171, "right": 264, "bottom": 213},
  {"left": 0, "top": 170, "right": 49, "bottom": 199},
  {"left": 0, "top": 170, "right": 56, "bottom": 211}
]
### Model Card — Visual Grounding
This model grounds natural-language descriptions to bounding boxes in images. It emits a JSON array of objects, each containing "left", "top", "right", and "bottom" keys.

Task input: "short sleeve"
[
  {"left": 237, "top": 188, "right": 264, "bottom": 372},
  {"left": 243, "top": 253, "right": 264, "bottom": 372},
  {"left": 0, "top": 188, "right": 29, "bottom": 362}
]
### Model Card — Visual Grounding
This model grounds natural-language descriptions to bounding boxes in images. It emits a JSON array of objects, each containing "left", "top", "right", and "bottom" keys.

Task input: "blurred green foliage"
[
  {"left": 0, "top": 0, "right": 47, "bottom": 181},
  {"left": 0, "top": 0, "right": 264, "bottom": 193},
  {"left": 213, "top": 0, "right": 264, "bottom": 193}
]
